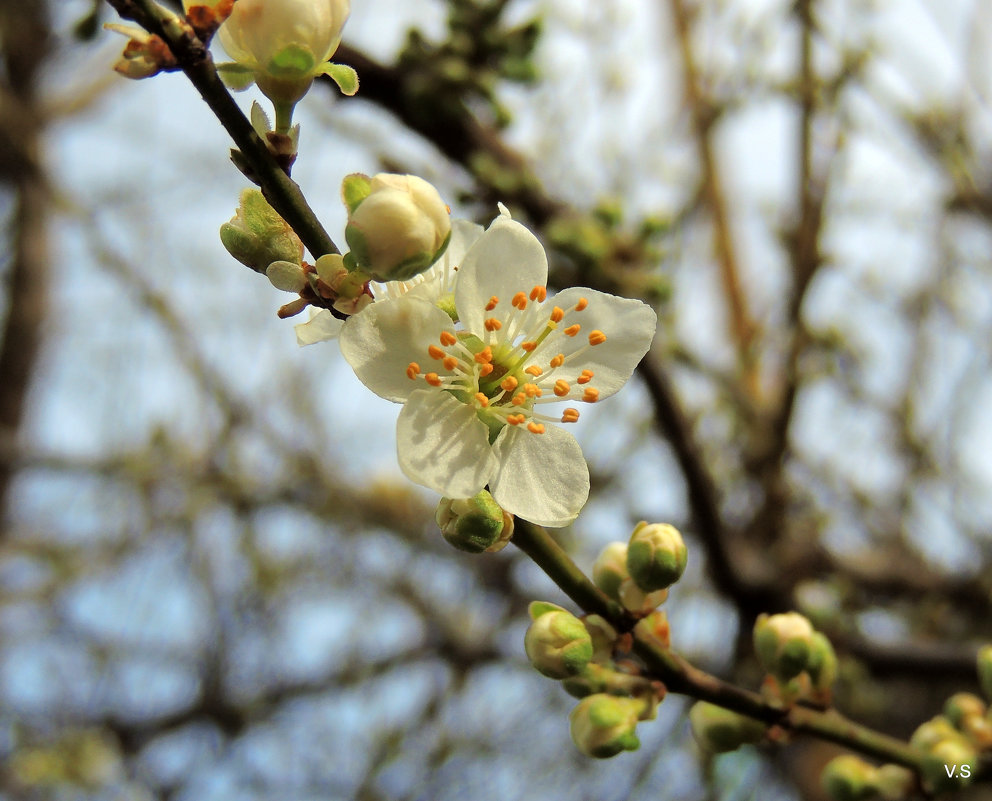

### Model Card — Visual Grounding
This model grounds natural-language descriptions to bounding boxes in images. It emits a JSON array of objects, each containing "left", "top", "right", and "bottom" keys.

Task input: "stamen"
[
  {"left": 521, "top": 341, "right": 537, "bottom": 352},
  {"left": 582, "top": 387, "right": 599, "bottom": 403},
  {"left": 511, "top": 392, "right": 527, "bottom": 406},
  {"left": 577, "top": 369, "right": 594, "bottom": 384},
  {"left": 428, "top": 345, "right": 445, "bottom": 360},
  {"left": 474, "top": 346, "right": 493, "bottom": 364},
  {"left": 588, "top": 330, "right": 607, "bottom": 346},
  {"left": 564, "top": 324, "right": 581, "bottom": 337},
  {"left": 474, "top": 392, "right": 489, "bottom": 408},
  {"left": 525, "top": 365, "right": 543, "bottom": 377},
  {"left": 501, "top": 376, "right": 519, "bottom": 392},
  {"left": 549, "top": 353, "right": 565, "bottom": 368},
  {"left": 426, "top": 373, "right": 443, "bottom": 387},
  {"left": 485, "top": 296, "right": 499, "bottom": 311},
  {"left": 530, "top": 286, "right": 547, "bottom": 302},
  {"left": 554, "top": 379, "right": 570, "bottom": 397},
  {"left": 406, "top": 362, "right": 421, "bottom": 380},
  {"left": 440, "top": 331, "right": 457, "bottom": 346},
  {"left": 485, "top": 318, "right": 503, "bottom": 331},
  {"left": 575, "top": 298, "right": 588, "bottom": 311},
  {"left": 550, "top": 306, "right": 564, "bottom": 323},
  {"left": 507, "top": 413, "right": 526, "bottom": 425},
  {"left": 524, "top": 383, "right": 542, "bottom": 398},
  {"left": 479, "top": 363, "right": 494, "bottom": 377},
  {"left": 561, "top": 408, "right": 580, "bottom": 423},
  {"left": 443, "top": 356, "right": 459, "bottom": 371},
  {"left": 512, "top": 292, "right": 528, "bottom": 310},
  {"left": 527, "top": 422, "right": 546, "bottom": 434}
]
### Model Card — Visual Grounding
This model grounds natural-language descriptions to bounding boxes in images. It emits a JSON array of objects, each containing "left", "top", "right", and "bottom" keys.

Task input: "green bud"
[
  {"left": 753, "top": 612, "right": 815, "bottom": 681},
  {"left": 873, "top": 765, "right": 914, "bottom": 801},
  {"left": 944, "top": 692, "right": 987, "bottom": 730},
  {"left": 806, "top": 632, "right": 838, "bottom": 692},
  {"left": 569, "top": 694, "right": 645, "bottom": 758},
  {"left": 978, "top": 644, "right": 992, "bottom": 702},
  {"left": 921, "top": 737, "right": 976, "bottom": 793},
  {"left": 524, "top": 602, "right": 594, "bottom": 679},
  {"left": 220, "top": 189, "right": 303, "bottom": 274},
  {"left": 820, "top": 755, "right": 878, "bottom": 801},
  {"left": 592, "top": 542, "right": 628, "bottom": 602},
  {"left": 688, "top": 702, "right": 767, "bottom": 753},
  {"left": 910, "top": 717, "right": 959, "bottom": 752},
  {"left": 435, "top": 491, "right": 512, "bottom": 553},
  {"left": 626, "top": 521, "right": 688, "bottom": 592}
]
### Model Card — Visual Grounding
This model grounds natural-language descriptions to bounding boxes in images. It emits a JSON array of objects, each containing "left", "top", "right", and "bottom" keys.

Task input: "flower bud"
[
  {"left": 218, "top": 0, "right": 349, "bottom": 105},
  {"left": 581, "top": 614, "right": 619, "bottom": 664},
  {"left": 753, "top": 612, "right": 815, "bottom": 681},
  {"left": 592, "top": 542, "right": 628, "bottom": 602},
  {"left": 435, "top": 491, "right": 512, "bottom": 553},
  {"left": 910, "top": 716, "right": 959, "bottom": 752},
  {"left": 569, "top": 694, "right": 645, "bottom": 758},
  {"left": 220, "top": 189, "right": 303, "bottom": 274},
  {"left": 944, "top": 692, "right": 987, "bottom": 730},
  {"left": 978, "top": 644, "right": 992, "bottom": 702},
  {"left": 618, "top": 579, "right": 668, "bottom": 614},
  {"left": 873, "top": 765, "right": 913, "bottom": 801},
  {"left": 524, "top": 602, "right": 594, "bottom": 679},
  {"left": 344, "top": 173, "right": 452, "bottom": 282},
  {"left": 688, "top": 702, "right": 767, "bottom": 753},
  {"left": 921, "top": 736, "right": 976, "bottom": 793},
  {"left": 806, "top": 632, "right": 838, "bottom": 692},
  {"left": 820, "top": 755, "right": 878, "bottom": 801},
  {"left": 626, "top": 522, "right": 687, "bottom": 592}
]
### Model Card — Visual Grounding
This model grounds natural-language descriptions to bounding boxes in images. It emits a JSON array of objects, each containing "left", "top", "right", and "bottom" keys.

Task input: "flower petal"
[
  {"left": 490, "top": 424, "right": 590, "bottom": 527},
  {"left": 455, "top": 213, "right": 549, "bottom": 334},
  {"left": 546, "top": 287, "right": 657, "bottom": 399},
  {"left": 339, "top": 296, "right": 455, "bottom": 402},
  {"left": 397, "top": 389, "right": 497, "bottom": 498},
  {"left": 295, "top": 308, "right": 343, "bottom": 345}
]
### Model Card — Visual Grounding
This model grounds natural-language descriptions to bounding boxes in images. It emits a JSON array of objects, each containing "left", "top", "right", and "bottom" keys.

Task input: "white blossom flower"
[
  {"left": 338, "top": 210, "right": 657, "bottom": 527},
  {"left": 293, "top": 219, "right": 483, "bottom": 346}
]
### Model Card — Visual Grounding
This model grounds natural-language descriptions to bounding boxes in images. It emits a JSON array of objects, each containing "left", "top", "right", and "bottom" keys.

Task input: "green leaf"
[
  {"left": 320, "top": 62, "right": 359, "bottom": 96},
  {"left": 216, "top": 62, "right": 255, "bottom": 91},
  {"left": 249, "top": 101, "right": 271, "bottom": 137},
  {"left": 340, "top": 173, "right": 371, "bottom": 214}
]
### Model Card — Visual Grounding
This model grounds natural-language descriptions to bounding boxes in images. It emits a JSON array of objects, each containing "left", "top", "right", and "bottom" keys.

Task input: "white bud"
[
  {"left": 524, "top": 602, "right": 593, "bottom": 679},
  {"left": 569, "top": 694, "right": 646, "bottom": 759},
  {"left": 626, "top": 522, "right": 688, "bottom": 592},
  {"left": 753, "top": 612, "right": 815, "bottom": 681}
]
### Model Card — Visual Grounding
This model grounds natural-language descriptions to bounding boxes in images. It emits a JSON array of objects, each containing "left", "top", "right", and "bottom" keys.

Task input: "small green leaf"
[
  {"left": 340, "top": 173, "right": 371, "bottom": 214},
  {"left": 249, "top": 101, "right": 271, "bottom": 137},
  {"left": 321, "top": 62, "right": 359, "bottom": 96},
  {"left": 216, "top": 62, "right": 255, "bottom": 91}
]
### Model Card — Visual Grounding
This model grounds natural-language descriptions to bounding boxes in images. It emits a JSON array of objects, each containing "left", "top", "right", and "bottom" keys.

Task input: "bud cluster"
[
  {"left": 820, "top": 756, "right": 913, "bottom": 801},
  {"left": 592, "top": 521, "right": 688, "bottom": 615},
  {"left": 753, "top": 611, "right": 837, "bottom": 704}
]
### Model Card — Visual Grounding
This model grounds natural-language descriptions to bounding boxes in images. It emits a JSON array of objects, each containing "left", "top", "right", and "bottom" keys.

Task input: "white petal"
[
  {"left": 397, "top": 389, "right": 497, "bottom": 498},
  {"left": 295, "top": 309, "right": 343, "bottom": 346},
  {"left": 548, "top": 288, "right": 657, "bottom": 399},
  {"left": 490, "top": 424, "right": 590, "bottom": 527},
  {"left": 455, "top": 214, "right": 549, "bottom": 334},
  {"left": 339, "top": 297, "right": 455, "bottom": 402}
]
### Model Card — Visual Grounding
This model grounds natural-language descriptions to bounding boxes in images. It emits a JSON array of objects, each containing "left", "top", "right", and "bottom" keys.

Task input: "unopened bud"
[
  {"left": 220, "top": 189, "right": 303, "bottom": 273},
  {"left": 978, "top": 644, "right": 992, "bottom": 702},
  {"left": 626, "top": 522, "right": 687, "bottom": 592},
  {"left": 820, "top": 755, "right": 878, "bottom": 801},
  {"left": 944, "top": 692, "right": 987, "bottom": 730},
  {"left": 873, "top": 765, "right": 914, "bottom": 801},
  {"left": 921, "top": 736, "right": 976, "bottom": 793},
  {"left": 569, "top": 694, "right": 646, "bottom": 758},
  {"left": 688, "top": 702, "right": 767, "bottom": 753},
  {"left": 910, "top": 716, "right": 959, "bottom": 752},
  {"left": 592, "top": 542, "right": 628, "bottom": 602},
  {"left": 806, "top": 632, "right": 838, "bottom": 692},
  {"left": 753, "top": 612, "right": 815, "bottom": 681},
  {"left": 435, "top": 491, "right": 512, "bottom": 553},
  {"left": 344, "top": 173, "right": 452, "bottom": 282},
  {"left": 105, "top": 24, "right": 178, "bottom": 80},
  {"left": 524, "top": 602, "right": 594, "bottom": 679}
]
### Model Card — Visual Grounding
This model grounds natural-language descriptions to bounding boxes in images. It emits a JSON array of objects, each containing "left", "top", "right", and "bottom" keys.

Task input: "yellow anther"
[
  {"left": 479, "top": 363, "right": 494, "bottom": 377},
  {"left": 554, "top": 379, "right": 570, "bottom": 397},
  {"left": 577, "top": 369, "right": 594, "bottom": 384},
  {"left": 550, "top": 306, "right": 564, "bottom": 323},
  {"left": 530, "top": 286, "right": 547, "bottom": 302},
  {"left": 521, "top": 342, "right": 537, "bottom": 352},
  {"left": 575, "top": 298, "right": 588, "bottom": 311},
  {"left": 525, "top": 365, "right": 543, "bottom": 377},
  {"left": 561, "top": 408, "right": 580, "bottom": 423},
  {"left": 485, "top": 318, "right": 503, "bottom": 331},
  {"left": 524, "top": 383, "right": 542, "bottom": 398},
  {"left": 426, "top": 373, "right": 443, "bottom": 387},
  {"left": 588, "top": 330, "right": 607, "bottom": 346},
  {"left": 564, "top": 324, "right": 581, "bottom": 337},
  {"left": 527, "top": 422, "right": 546, "bottom": 434},
  {"left": 511, "top": 392, "right": 527, "bottom": 406},
  {"left": 501, "top": 376, "right": 519, "bottom": 392},
  {"left": 512, "top": 292, "right": 528, "bottom": 309},
  {"left": 550, "top": 353, "right": 565, "bottom": 368},
  {"left": 474, "top": 392, "right": 490, "bottom": 408},
  {"left": 440, "top": 331, "right": 457, "bottom": 346},
  {"left": 582, "top": 387, "right": 600, "bottom": 403},
  {"left": 428, "top": 344, "right": 445, "bottom": 360},
  {"left": 406, "top": 362, "right": 421, "bottom": 380},
  {"left": 507, "top": 413, "right": 526, "bottom": 425},
  {"left": 485, "top": 295, "right": 500, "bottom": 311},
  {"left": 474, "top": 345, "right": 493, "bottom": 364},
  {"left": 443, "top": 356, "right": 459, "bottom": 371}
]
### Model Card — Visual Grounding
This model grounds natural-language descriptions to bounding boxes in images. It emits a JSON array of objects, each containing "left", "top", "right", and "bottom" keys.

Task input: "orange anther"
[
  {"left": 440, "top": 331, "right": 457, "bottom": 346},
  {"left": 527, "top": 422, "right": 546, "bottom": 434},
  {"left": 524, "top": 383, "right": 541, "bottom": 398},
  {"left": 512, "top": 292, "right": 528, "bottom": 309},
  {"left": 443, "top": 356, "right": 459, "bottom": 371},
  {"left": 521, "top": 341, "right": 537, "bottom": 352},
  {"left": 428, "top": 344, "right": 445, "bottom": 360},
  {"left": 426, "top": 373, "right": 443, "bottom": 387},
  {"left": 554, "top": 379, "right": 570, "bottom": 397},
  {"left": 550, "top": 353, "right": 565, "bottom": 368},
  {"left": 574, "top": 298, "right": 588, "bottom": 311},
  {"left": 511, "top": 392, "right": 527, "bottom": 406},
  {"left": 525, "top": 365, "right": 543, "bottom": 377},
  {"left": 479, "top": 363, "right": 494, "bottom": 377},
  {"left": 582, "top": 387, "right": 599, "bottom": 403},
  {"left": 564, "top": 324, "right": 581, "bottom": 337},
  {"left": 550, "top": 306, "right": 564, "bottom": 323},
  {"left": 474, "top": 346, "right": 493, "bottom": 364},
  {"left": 501, "top": 376, "right": 519, "bottom": 392},
  {"left": 474, "top": 392, "right": 490, "bottom": 408},
  {"left": 577, "top": 369, "right": 594, "bottom": 384},
  {"left": 485, "top": 318, "right": 503, "bottom": 331},
  {"left": 561, "top": 408, "right": 580, "bottom": 423},
  {"left": 406, "top": 362, "right": 421, "bottom": 380},
  {"left": 588, "top": 330, "right": 607, "bottom": 346},
  {"left": 507, "top": 413, "right": 526, "bottom": 425},
  {"left": 485, "top": 295, "right": 500, "bottom": 311},
  {"left": 530, "top": 286, "right": 547, "bottom": 302}
]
